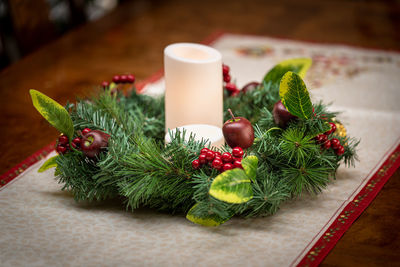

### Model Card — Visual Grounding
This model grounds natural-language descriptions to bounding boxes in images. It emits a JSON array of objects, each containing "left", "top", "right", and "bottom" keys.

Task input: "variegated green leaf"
[
  {"left": 38, "top": 155, "right": 59, "bottom": 173},
  {"left": 241, "top": 155, "right": 258, "bottom": 181},
  {"left": 279, "top": 71, "right": 313, "bottom": 119},
  {"left": 209, "top": 168, "right": 253, "bottom": 204},
  {"left": 263, "top": 58, "right": 312, "bottom": 84},
  {"left": 186, "top": 203, "right": 232, "bottom": 227},
  {"left": 30, "top": 89, "right": 74, "bottom": 139}
]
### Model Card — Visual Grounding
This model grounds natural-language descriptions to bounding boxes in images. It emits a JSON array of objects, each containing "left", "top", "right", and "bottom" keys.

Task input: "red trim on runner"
[{"left": 0, "top": 141, "right": 56, "bottom": 189}]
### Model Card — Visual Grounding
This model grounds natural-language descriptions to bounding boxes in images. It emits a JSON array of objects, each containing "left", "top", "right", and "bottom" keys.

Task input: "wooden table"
[{"left": 1, "top": 0, "right": 399, "bottom": 265}]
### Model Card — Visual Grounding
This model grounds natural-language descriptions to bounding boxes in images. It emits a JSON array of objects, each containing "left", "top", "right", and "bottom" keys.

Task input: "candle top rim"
[
  {"left": 165, "top": 124, "right": 223, "bottom": 143},
  {"left": 164, "top": 43, "right": 221, "bottom": 64}
]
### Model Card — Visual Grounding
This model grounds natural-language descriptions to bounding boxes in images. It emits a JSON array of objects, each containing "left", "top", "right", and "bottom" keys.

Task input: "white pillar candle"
[
  {"left": 165, "top": 124, "right": 224, "bottom": 148},
  {"left": 164, "top": 43, "right": 223, "bottom": 132}
]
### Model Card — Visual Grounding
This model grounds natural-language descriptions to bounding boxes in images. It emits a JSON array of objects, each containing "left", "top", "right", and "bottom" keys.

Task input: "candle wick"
[{"left": 228, "top": 109, "right": 236, "bottom": 121}]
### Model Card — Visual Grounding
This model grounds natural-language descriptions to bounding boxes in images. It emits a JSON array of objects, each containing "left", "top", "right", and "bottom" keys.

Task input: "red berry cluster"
[
  {"left": 101, "top": 74, "right": 135, "bottom": 89},
  {"left": 56, "top": 135, "right": 82, "bottom": 155},
  {"left": 192, "top": 147, "right": 244, "bottom": 172},
  {"left": 315, "top": 122, "right": 345, "bottom": 156},
  {"left": 55, "top": 128, "right": 91, "bottom": 155},
  {"left": 223, "top": 64, "right": 240, "bottom": 97}
]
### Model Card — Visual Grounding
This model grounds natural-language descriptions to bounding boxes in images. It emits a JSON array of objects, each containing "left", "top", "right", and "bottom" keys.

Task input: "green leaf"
[
  {"left": 38, "top": 155, "right": 59, "bottom": 173},
  {"left": 186, "top": 203, "right": 232, "bottom": 227},
  {"left": 279, "top": 71, "right": 313, "bottom": 119},
  {"left": 241, "top": 155, "right": 258, "bottom": 181},
  {"left": 30, "top": 90, "right": 74, "bottom": 138},
  {"left": 209, "top": 168, "right": 253, "bottom": 204},
  {"left": 263, "top": 58, "right": 312, "bottom": 84}
]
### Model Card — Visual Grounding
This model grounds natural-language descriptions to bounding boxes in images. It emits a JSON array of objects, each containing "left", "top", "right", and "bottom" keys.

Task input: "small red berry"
[
  {"left": 225, "top": 83, "right": 237, "bottom": 92},
  {"left": 214, "top": 156, "right": 222, "bottom": 162},
  {"left": 330, "top": 122, "right": 336, "bottom": 132},
  {"left": 230, "top": 90, "right": 241, "bottom": 97},
  {"left": 222, "top": 163, "right": 234, "bottom": 171},
  {"left": 232, "top": 157, "right": 241, "bottom": 162},
  {"left": 205, "top": 151, "right": 215, "bottom": 161},
  {"left": 232, "top": 147, "right": 244, "bottom": 158},
  {"left": 224, "top": 74, "right": 231, "bottom": 83},
  {"left": 222, "top": 64, "right": 230, "bottom": 76},
  {"left": 101, "top": 81, "right": 110, "bottom": 88},
  {"left": 233, "top": 159, "right": 243, "bottom": 169},
  {"left": 325, "top": 122, "right": 337, "bottom": 135},
  {"left": 71, "top": 142, "right": 77, "bottom": 149},
  {"left": 331, "top": 138, "right": 340, "bottom": 150},
  {"left": 316, "top": 134, "right": 327, "bottom": 144},
  {"left": 127, "top": 74, "right": 135, "bottom": 83},
  {"left": 120, "top": 75, "right": 128, "bottom": 83},
  {"left": 222, "top": 152, "right": 233, "bottom": 163},
  {"left": 112, "top": 75, "right": 121, "bottom": 83},
  {"left": 198, "top": 154, "right": 207, "bottom": 164},
  {"left": 200, "top": 148, "right": 209, "bottom": 154},
  {"left": 56, "top": 145, "right": 67, "bottom": 154},
  {"left": 212, "top": 158, "right": 223, "bottom": 169},
  {"left": 214, "top": 151, "right": 222, "bottom": 157},
  {"left": 72, "top": 137, "right": 81, "bottom": 145},
  {"left": 58, "top": 135, "right": 69, "bottom": 145},
  {"left": 336, "top": 145, "right": 345, "bottom": 156},
  {"left": 82, "top": 128, "right": 91, "bottom": 135},
  {"left": 192, "top": 159, "right": 200, "bottom": 169},
  {"left": 323, "top": 140, "right": 331, "bottom": 150}
]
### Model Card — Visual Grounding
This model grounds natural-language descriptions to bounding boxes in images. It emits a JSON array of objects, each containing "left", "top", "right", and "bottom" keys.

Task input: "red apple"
[
  {"left": 241, "top": 81, "right": 260, "bottom": 94},
  {"left": 80, "top": 130, "right": 111, "bottom": 158},
  {"left": 223, "top": 109, "right": 254, "bottom": 149},
  {"left": 272, "top": 100, "right": 297, "bottom": 128}
]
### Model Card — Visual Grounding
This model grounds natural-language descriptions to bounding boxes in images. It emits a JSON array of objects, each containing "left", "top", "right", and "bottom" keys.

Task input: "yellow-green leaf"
[
  {"left": 209, "top": 168, "right": 253, "bottom": 204},
  {"left": 279, "top": 71, "right": 313, "bottom": 119},
  {"left": 186, "top": 203, "right": 232, "bottom": 227},
  {"left": 241, "top": 155, "right": 258, "bottom": 181},
  {"left": 263, "top": 58, "right": 312, "bottom": 84},
  {"left": 30, "top": 89, "right": 74, "bottom": 139},
  {"left": 38, "top": 155, "right": 59, "bottom": 173}
]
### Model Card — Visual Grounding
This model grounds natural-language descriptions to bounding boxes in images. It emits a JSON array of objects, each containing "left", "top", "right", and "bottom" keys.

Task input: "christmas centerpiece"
[{"left": 31, "top": 53, "right": 358, "bottom": 226}]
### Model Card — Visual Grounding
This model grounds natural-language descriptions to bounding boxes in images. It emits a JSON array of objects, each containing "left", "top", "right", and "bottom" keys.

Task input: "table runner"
[{"left": 1, "top": 33, "right": 400, "bottom": 267}]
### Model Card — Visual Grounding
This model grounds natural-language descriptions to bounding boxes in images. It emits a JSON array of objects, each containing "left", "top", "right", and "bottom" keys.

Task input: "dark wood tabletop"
[{"left": 0, "top": 0, "right": 399, "bottom": 265}]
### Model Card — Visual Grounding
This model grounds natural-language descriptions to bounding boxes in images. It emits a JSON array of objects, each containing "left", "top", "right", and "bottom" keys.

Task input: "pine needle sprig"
[
  {"left": 190, "top": 171, "right": 235, "bottom": 219},
  {"left": 281, "top": 159, "right": 334, "bottom": 196},
  {"left": 241, "top": 172, "right": 291, "bottom": 217},
  {"left": 252, "top": 124, "right": 282, "bottom": 157},
  {"left": 280, "top": 127, "right": 320, "bottom": 166},
  {"left": 336, "top": 136, "right": 360, "bottom": 167},
  {"left": 256, "top": 107, "right": 276, "bottom": 130},
  {"left": 223, "top": 81, "right": 279, "bottom": 123},
  {"left": 298, "top": 101, "right": 339, "bottom": 136},
  {"left": 117, "top": 131, "right": 211, "bottom": 213},
  {"left": 56, "top": 151, "right": 118, "bottom": 201}
]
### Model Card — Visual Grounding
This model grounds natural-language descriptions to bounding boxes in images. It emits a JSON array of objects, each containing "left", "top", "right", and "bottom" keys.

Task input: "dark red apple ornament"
[
  {"left": 241, "top": 81, "right": 260, "bottom": 94},
  {"left": 80, "top": 130, "right": 111, "bottom": 158},
  {"left": 272, "top": 100, "right": 297, "bottom": 128},
  {"left": 222, "top": 109, "right": 254, "bottom": 149}
]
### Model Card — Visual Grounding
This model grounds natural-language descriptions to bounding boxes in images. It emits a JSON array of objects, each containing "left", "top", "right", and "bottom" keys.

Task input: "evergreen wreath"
[{"left": 31, "top": 58, "right": 358, "bottom": 226}]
